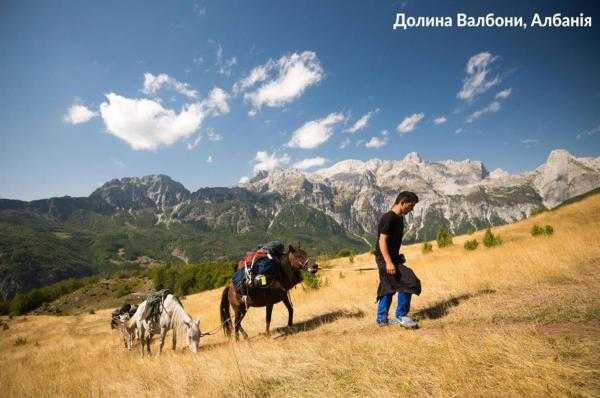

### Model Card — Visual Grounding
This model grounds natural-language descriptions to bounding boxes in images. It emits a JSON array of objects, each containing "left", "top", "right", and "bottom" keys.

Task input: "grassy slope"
[{"left": 1, "top": 194, "right": 599, "bottom": 397}]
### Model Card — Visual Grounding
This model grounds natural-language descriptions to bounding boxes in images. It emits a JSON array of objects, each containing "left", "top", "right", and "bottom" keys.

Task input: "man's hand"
[{"left": 385, "top": 262, "right": 396, "bottom": 275}]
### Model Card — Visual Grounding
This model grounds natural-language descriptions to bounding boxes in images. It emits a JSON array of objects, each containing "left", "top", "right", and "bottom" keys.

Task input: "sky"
[{"left": 1, "top": 0, "right": 599, "bottom": 200}]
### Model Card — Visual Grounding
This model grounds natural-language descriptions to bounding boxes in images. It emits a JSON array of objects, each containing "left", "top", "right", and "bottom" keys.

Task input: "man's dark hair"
[{"left": 394, "top": 191, "right": 419, "bottom": 205}]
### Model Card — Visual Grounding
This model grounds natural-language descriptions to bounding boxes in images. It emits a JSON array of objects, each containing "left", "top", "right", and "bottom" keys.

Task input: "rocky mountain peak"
[
  {"left": 90, "top": 174, "right": 190, "bottom": 211},
  {"left": 403, "top": 152, "right": 422, "bottom": 163},
  {"left": 546, "top": 149, "right": 574, "bottom": 164}
]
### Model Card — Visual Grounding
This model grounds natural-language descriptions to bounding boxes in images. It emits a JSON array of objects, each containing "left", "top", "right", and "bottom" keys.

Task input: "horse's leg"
[
  {"left": 265, "top": 303, "right": 273, "bottom": 336},
  {"left": 159, "top": 327, "right": 166, "bottom": 355},
  {"left": 146, "top": 332, "right": 152, "bottom": 355},
  {"left": 234, "top": 306, "right": 248, "bottom": 341},
  {"left": 172, "top": 328, "right": 177, "bottom": 351},
  {"left": 282, "top": 294, "right": 294, "bottom": 328},
  {"left": 139, "top": 327, "right": 145, "bottom": 356}
]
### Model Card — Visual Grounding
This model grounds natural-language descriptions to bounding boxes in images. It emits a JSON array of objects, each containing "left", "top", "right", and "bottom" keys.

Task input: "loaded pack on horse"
[
  {"left": 123, "top": 289, "right": 202, "bottom": 356},
  {"left": 220, "top": 241, "right": 319, "bottom": 340}
]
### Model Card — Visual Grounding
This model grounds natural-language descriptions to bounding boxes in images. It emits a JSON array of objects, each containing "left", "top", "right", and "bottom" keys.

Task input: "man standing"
[{"left": 374, "top": 191, "right": 421, "bottom": 328}]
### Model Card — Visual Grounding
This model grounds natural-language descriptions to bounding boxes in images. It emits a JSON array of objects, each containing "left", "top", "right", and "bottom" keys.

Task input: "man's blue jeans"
[{"left": 377, "top": 292, "right": 412, "bottom": 323}]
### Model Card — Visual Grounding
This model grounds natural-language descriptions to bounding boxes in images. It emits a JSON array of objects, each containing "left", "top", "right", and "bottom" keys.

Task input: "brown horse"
[{"left": 220, "top": 244, "right": 318, "bottom": 340}]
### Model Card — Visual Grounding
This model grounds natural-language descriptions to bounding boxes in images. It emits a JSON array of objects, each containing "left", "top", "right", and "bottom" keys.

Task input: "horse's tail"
[{"left": 220, "top": 286, "right": 233, "bottom": 338}]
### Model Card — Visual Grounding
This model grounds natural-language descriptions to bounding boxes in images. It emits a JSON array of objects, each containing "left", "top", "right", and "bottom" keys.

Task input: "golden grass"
[{"left": 1, "top": 196, "right": 600, "bottom": 397}]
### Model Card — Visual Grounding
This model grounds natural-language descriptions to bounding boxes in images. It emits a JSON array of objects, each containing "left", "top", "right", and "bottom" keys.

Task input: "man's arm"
[{"left": 379, "top": 234, "right": 396, "bottom": 275}]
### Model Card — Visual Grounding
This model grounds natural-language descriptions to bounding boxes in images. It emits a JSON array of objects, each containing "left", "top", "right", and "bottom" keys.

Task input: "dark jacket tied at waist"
[{"left": 375, "top": 257, "right": 421, "bottom": 301}]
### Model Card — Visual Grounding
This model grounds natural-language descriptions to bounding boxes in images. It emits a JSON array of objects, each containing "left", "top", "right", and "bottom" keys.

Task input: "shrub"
[
  {"left": 336, "top": 248, "right": 354, "bottom": 258},
  {"left": 531, "top": 224, "right": 544, "bottom": 236},
  {"left": 421, "top": 241, "right": 433, "bottom": 254},
  {"left": 464, "top": 239, "right": 479, "bottom": 251},
  {"left": 544, "top": 225, "right": 554, "bottom": 235},
  {"left": 436, "top": 227, "right": 453, "bottom": 248},
  {"left": 112, "top": 283, "right": 132, "bottom": 298},
  {"left": 348, "top": 253, "right": 354, "bottom": 264},
  {"left": 301, "top": 271, "right": 323, "bottom": 290},
  {"left": 14, "top": 336, "right": 28, "bottom": 346},
  {"left": 483, "top": 228, "right": 502, "bottom": 248}
]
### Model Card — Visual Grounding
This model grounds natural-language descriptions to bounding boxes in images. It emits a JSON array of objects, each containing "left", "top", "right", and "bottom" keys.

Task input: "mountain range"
[{"left": 1, "top": 148, "right": 599, "bottom": 300}]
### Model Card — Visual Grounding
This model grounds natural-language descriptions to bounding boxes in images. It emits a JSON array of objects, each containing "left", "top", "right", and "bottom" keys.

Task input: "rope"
[{"left": 318, "top": 267, "right": 378, "bottom": 272}]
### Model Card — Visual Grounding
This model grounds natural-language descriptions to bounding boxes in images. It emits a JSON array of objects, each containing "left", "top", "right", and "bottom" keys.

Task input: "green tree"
[{"left": 436, "top": 226, "right": 453, "bottom": 248}]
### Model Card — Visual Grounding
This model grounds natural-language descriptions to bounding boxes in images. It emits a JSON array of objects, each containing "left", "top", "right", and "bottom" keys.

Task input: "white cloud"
[
  {"left": 233, "top": 60, "right": 274, "bottom": 94},
  {"left": 219, "top": 57, "right": 237, "bottom": 76},
  {"left": 433, "top": 116, "right": 447, "bottom": 125},
  {"left": 576, "top": 124, "right": 600, "bottom": 140},
  {"left": 287, "top": 112, "right": 345, "bottom": 149},
  {"left": 457, "top": 52, "right": 500, "bottom": 101},
  {"left": 339, "top": 138, "right": 351, "bottom": 149},
  {"left": 206, "top": 155, "right": 213, "bottom": 163},
  {"left": 187, "top": 134, "right": 202, "bottom": 150},
  {"left": 205, "top": 87, "right": 230, "bottom": 114},
  {"left": 466, "top": 101, "right": 501, "bottom": 123},
  {"left": 64, "top": 103, "right": 98, "bottom": 124},
  {"left": 292, "top": 157, "right": 328, "bottom": 170},
  {"left": 495, "top": 88, "right": 512, "bottom": 99},
  {"left": 99, "top": 86, "right": 229, "bottom": 151},
  {"left": 206, "top": 128, "right": 223, "bottom": 141},
  {"left": 365, "top": 136, "right": 388, "bottom": 148},
  {"left": 252, "top": 151, "right": 290, "bottom": 173},
  {"left": 344, "top": 109, "right": 379, "bottom": 133},
  {"left": 243, "top": 51, "right": 323, "bottom": 112},
  {"left": 381, "top": 129, "right": 389, "bottom": 136},
  {"left": 521, "top": 138, "right": 539, "bottom": 147},
  {"left": 396, "top": 113, "right": 425, "bottom": 134},
  {"left": 238, "top": 176, "right": 250, "bottom": 184},
  {"left": 142, "top": 73, "right": 197, "bottom": 99},
  {"left": 454, "top": 128, "right": 463, "bottom": 134}
]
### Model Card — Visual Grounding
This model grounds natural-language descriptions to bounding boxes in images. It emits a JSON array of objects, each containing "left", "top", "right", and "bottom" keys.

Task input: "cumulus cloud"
[
  {"left": 252, "top": 151, "right": 290, "bottom": 173},
  {"left": 142, "top": 73, "right": 197, "bottom": 99},
  {"left": 344, "top": 109, "right": 379, "bottom": 133},
  {"left": 433, "top": 116, "right": 447, "bottom": 125},
  {"left": 64, "top": 103, "right": 98, "bottom": 124},
  {"left": 287, "top": 112, "right": 345, "bottom": 149},
  {"left": 396, "top": 113, "right": 425, "bottom": 134},
  {"left": 99, "top": 87, "right": 229, "bottom": 151},
  {"left": 465, "top": 101, "right": 501, "bottom": 123},
  {"left": 241, "top": 51, "right": 323, "bottom": 112},
  {"left": 495, "top": 88, "right": 512, "bottom": 99},
  {"left": 293, "top": 157, "right": 328, "bottom": 170},
  {"left": 238, "top": 176, "right": 250, "bottom": 184},
  {"left": 365, "top": 136, "right": 388, "bottom": 148},
  {"left": 457, "top": 52, "right": 500, "bottom": 101}
]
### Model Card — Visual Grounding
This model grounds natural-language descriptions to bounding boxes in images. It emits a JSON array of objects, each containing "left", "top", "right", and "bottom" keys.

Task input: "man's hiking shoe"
[
  {"left": 390, "top": 316, "right": 418, "bottom": 329},
  {"left": 376, "top": 320, "right": 388, "bottom": 327}
]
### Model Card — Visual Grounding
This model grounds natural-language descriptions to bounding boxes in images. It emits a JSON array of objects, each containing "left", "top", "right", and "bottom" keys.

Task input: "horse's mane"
[{"left": 166, "top": 294, "right": 194, "bottom": 335}]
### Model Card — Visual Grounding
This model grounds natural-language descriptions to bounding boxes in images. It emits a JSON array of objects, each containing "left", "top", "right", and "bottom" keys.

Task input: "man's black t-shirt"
[{"left": 374, "top": 210, "right": 404, "bottom": 263}]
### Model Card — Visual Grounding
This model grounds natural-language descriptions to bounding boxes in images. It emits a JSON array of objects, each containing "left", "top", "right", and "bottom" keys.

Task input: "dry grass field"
[{"left": 1, "top": 195, "right": 599, "bottom": 397}]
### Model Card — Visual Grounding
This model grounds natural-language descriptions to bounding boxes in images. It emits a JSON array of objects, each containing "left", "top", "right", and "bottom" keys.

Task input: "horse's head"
[
  {"left": 287, "top": 244, "right": 319, "bottom": 274},
  {"left": 185, "top": 319, "right": 200, "bottom": 353}
]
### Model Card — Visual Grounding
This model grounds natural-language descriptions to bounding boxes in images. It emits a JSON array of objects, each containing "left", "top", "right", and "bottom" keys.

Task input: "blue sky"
[{"left": 1, "top": 0, "right": 599, "bottom": 200}]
